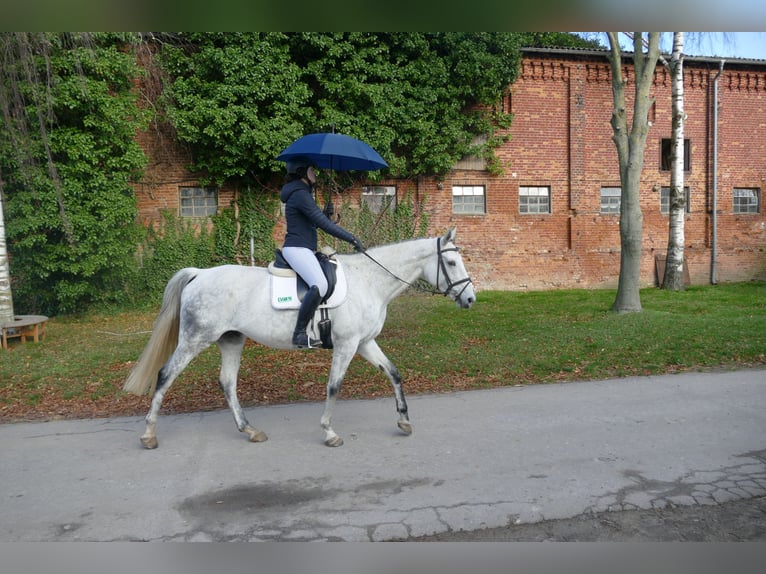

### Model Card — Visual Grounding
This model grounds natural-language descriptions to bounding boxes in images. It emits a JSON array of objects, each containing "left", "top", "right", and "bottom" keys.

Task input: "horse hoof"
[
  {"left": 324, "top": 435, "right": 344, "bottom": 447},
  {"left": 140, "top": 436, "right": 158, "bottom": 449},
  {"left": 397, "top": 421, "right": 413, "bottom": 435},
  {"left": 245, "top": 428, "right": 268, "bottom": 443}
]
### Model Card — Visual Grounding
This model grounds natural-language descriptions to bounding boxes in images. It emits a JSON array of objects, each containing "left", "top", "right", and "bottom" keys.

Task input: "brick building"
[{"left": 134, "top": 48, "right": 766, "bottom": 292}]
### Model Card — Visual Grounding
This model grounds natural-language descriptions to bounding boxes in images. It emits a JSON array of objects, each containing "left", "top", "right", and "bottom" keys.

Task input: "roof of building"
[{"left": 521, "top": 46, "right": 766, "bottom": 68}]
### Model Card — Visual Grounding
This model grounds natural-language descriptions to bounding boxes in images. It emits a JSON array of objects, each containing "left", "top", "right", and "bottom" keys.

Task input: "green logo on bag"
[{"left": 277, "top": 296, "right": 293, "bottom": 303}]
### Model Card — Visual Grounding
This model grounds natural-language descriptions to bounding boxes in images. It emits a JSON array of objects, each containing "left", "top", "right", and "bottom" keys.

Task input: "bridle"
[
  {"left": 361, "top": 237, "right": 473, "bottom": 300},
  {"left": 435, "top": 237, "right": 473, "bottom": 301}
]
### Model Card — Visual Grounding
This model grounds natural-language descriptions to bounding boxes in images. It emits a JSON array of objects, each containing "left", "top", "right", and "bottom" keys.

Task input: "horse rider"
[{"left": 280, "top": 156, "right": 364, "bottom": 348}]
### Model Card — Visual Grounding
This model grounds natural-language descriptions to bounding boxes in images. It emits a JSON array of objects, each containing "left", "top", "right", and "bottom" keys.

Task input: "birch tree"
[
  {"left": 607, "top": 32, "right": 661, "bottom": 313},
  {"left": 0, "top": 180, "right": 13, "bottom": 325},
  {"left": 661, "top": 32, "right": 686, "bottom": 290}
]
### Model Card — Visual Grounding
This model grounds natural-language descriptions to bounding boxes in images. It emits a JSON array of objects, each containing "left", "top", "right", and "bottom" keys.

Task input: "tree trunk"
[
  {"left": 607, "top": 32, "right": 661, "bottom": 313},
  {"left": 661, "top": 32, "right": 686, "bottom": 290},
  {"left": 0, "top": 183, "right": 15, "bottom": 326},
  {"left": 613, "top": 155, "right": 645, "bottom": 313}
]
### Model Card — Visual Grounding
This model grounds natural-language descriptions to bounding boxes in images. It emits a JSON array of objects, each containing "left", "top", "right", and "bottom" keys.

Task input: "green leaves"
[
  {"left": 1, "top": 33, "right": 146, "bottom": 314},
  {"left": 161, "top": 33, "right": 523, "bottom": 182},
  {"left": 162, "top": 32, "right": 312, "bottom": 185}
]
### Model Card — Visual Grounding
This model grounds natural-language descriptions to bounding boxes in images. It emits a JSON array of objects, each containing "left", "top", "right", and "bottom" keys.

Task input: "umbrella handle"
[
  {"left": 323, "top": 197, "right": 340, "bottom": 223},
  {"left": 323, "top": 198, "right": 334, "bottom": 218}
]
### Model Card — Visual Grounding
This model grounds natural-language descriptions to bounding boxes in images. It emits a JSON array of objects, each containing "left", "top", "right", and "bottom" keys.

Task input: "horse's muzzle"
[
  {"left": 457, "top": 296, "right": 475, "bottom": 309},
  {"left": 454, "top": 284, "right": 476, "bottom": 309}
]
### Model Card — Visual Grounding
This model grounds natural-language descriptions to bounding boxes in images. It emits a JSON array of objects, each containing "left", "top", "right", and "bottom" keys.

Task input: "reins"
[{"left": 360, "top": 237, "right": 473, "bottom": 299}]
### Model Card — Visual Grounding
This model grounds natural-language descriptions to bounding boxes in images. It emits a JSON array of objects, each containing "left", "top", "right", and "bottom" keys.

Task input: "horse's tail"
[{"left": 123, "top": 268, "right": 200, "bottom": 396}]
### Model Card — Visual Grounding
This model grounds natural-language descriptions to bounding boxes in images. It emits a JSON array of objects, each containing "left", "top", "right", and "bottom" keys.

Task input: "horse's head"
[{"left": 433, "top": 228, "right": 476, "bottom": 309}]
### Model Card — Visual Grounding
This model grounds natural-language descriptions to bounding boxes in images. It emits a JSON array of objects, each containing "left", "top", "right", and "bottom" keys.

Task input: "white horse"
[{"left": 123, "top": 228, "right": 475, "bottom": 448}]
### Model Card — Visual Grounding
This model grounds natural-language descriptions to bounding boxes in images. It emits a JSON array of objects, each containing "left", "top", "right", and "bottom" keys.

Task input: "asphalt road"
[{"left": 1, "top": 368, "right": 765, "bottom": 542}]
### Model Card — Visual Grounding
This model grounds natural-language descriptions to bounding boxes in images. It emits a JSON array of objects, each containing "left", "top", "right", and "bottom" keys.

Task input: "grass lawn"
[{"left": 1, "top": 282, "right": 764, "bottom": 422}]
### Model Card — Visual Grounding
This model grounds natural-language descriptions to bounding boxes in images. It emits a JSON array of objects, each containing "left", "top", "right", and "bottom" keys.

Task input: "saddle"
[{"left": 267, "top": 247, "right": 347, "bottom": 310}]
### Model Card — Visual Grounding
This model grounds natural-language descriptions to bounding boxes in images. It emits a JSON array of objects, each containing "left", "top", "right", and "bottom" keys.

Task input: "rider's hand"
[{"left": 351, "top": 237, "right": 365, "bottom": 252}]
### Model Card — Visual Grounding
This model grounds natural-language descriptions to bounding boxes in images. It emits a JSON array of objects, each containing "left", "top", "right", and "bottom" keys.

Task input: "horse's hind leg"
[
  {"left": 357, "top": 339, "right": 411, "bottom": 436},
  {"left": 218, "top": 331, "right": 267, "bottom": 443},
  {"left": 141, "top": 341, "right": 207, "bottom": 449}
]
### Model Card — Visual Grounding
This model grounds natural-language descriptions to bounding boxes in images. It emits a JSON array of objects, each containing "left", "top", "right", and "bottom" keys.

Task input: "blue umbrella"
[{"left": 277, "top": 133, "right": 388, "bottom": 172}]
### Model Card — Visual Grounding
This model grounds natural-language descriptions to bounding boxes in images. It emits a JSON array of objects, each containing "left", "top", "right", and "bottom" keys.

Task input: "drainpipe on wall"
[{"left": 711, "top": 60, "right": 724, "bottom": 285}]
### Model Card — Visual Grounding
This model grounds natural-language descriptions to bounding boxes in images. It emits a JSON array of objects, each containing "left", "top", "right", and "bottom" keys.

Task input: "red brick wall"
[
  {"left": 132, "top": 125, "right": 236, "bottom": 230},
  {"left": 426, "top": 53, "right": 766, "bottom": 291},
  {"left": 135, "top": 51, "right": 766, "bottom": 291},
  {"left": 130, "top": 47, "right": 236, "bottom": 231}
]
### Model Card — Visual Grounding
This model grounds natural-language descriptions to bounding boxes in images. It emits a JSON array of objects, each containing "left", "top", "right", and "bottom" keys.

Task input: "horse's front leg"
[
  {"left": 320, "top": 346, "right": 356, "bottom": 447},
  {"left": 357, "top": 339, "right": 411, "bottom": 436}
]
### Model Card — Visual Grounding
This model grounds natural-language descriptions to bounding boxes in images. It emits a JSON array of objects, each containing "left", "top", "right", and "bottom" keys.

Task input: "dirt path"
[{"left": 411, "top": 496, "right": 766, "bottom": 541}]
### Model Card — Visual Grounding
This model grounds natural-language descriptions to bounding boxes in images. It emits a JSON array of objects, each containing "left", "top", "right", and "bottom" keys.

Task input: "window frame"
[
  {"left": 180, "top": 186, "right": 218, "bottom": 218},
  {"left": 733, "top": 187, "right": 761, "bottom": 214},
  {"left": 600, "top": 186, "right": 621, "bottom": 215},
  {"left": 660, "top": 138, "right": 691, "bottom": 171},
  {"left": 451, "top": 184, "right": 486, "bottom": 215},
  {"left": 361, "top": 185, "right": 397, "bottom": 214},
  {"left": 660, "top": 186, "right": 691, "bottom": 215},
  {"left": 519, "top": 185, "right": 551, "bottom": 215}
]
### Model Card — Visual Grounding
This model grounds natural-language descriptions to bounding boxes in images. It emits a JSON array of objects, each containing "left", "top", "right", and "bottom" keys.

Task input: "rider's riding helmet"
[{"left": 285, "top": 156, "right": 314, "bottom": 179}]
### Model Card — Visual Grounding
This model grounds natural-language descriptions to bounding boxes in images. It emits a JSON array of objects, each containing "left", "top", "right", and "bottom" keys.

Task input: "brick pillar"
[{"left": 569, "top": 63, "right": 587, "bottom": 251}]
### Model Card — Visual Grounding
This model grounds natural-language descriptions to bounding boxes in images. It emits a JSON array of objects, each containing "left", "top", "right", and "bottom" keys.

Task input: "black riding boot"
[{"left": 292, "top": 285, "right": 322, "bottom": 348}]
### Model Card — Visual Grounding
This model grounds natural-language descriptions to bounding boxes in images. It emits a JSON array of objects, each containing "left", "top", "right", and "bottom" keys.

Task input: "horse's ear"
[{"left": 442, "top": 228, "right": 456, "bottom": 244}]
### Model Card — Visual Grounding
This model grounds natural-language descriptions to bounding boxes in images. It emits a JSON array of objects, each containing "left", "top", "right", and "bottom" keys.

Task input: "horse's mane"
[{"left": 368, "top": 235, "right": 433, "bottom": 250}]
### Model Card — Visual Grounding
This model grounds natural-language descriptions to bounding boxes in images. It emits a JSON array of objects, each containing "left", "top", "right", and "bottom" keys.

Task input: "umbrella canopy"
[{"left": 277, "top": 133, "right": 388, "bottom": 172}]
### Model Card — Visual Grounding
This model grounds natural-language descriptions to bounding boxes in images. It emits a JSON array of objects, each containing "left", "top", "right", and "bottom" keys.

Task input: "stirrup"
[{"left": 293, "top": 332, "right": 321, "bottom": 349}]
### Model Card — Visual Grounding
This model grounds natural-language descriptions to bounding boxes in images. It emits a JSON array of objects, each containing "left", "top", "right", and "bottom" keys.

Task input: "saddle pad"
[{"left": 269, "top": 260, "right": 347, "bottom": 310}]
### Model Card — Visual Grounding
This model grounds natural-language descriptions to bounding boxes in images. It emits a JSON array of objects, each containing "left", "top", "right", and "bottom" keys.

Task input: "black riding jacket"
[{"left": 280, "top": 179, "right": 355, "bottom": 250}]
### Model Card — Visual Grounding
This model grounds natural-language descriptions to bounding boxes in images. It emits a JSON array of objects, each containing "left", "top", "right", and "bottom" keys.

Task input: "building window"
[
  {"left": 361, "top": 186, "right": 396, "bottom": 214},
  {"left": 519, "top": 186, "right": 551, "bottom": 214},
  {"left": 600, "top": 187, "right": 621, "bottom": 214},
  {"left": 733, "top": 188, "right": 760, "bottom": 214},
  {"left": 660, "top": 186, "right": 691, "bottom": 214},
  {"left": 452, "top": 185, "right": 486, "bottom": 215},
  {"left": 660, "top": 138, "right": 690, "bottom": 171},
  {"left": 180, "top": 187, "right": 218, "bottom": 217},
  {"left": 453, "top": 135, "right": 488, "bottom": 171}
]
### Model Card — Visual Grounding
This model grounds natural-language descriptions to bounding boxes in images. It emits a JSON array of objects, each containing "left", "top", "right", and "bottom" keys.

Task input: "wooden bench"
[{"left": 1, "top": 315, "right": 49, "bottom": 350}]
